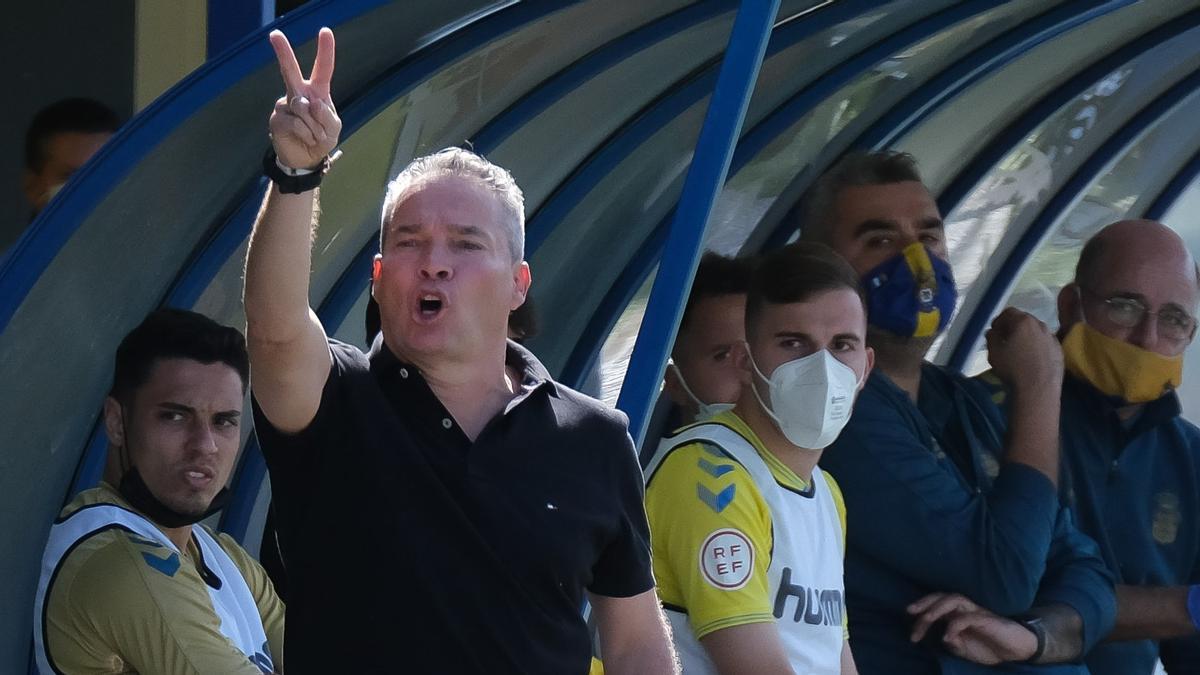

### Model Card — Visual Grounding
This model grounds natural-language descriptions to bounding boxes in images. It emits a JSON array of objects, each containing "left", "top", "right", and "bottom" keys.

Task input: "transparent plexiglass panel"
[
  {"left": 530, "top": 0, "right": 952, "bottom": 375},
  {"left": 947, "top": 84, "right": 1200, "bottom": 376},
  {"left": 926, "top": 26, "right": 1200, "bottom": 368},
  {"left": 711, "top": 0, "right": 1049, "bottom": 254}
]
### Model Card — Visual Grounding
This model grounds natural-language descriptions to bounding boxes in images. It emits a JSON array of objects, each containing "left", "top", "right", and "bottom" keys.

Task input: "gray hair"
[
  {"left": 799, "top": 150, "right": 923, "bottom": 244},
  {"left": 380, "top": 147, "right": 525, "bottom": 262}
]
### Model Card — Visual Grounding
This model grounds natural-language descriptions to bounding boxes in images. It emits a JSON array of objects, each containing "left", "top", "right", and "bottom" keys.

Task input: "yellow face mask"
[{"left": 1061, "top": 321, "right": 1183, "bottom": 404}]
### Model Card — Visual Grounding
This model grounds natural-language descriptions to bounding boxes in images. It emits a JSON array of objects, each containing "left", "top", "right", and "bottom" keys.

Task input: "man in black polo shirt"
[{"left": 244, "top": 27, "right": 676, "bottom": 674}]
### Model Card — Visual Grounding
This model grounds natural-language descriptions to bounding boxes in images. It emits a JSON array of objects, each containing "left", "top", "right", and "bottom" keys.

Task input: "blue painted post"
[
  {"left": 615, "top": 0, "right": 780, "bottom": 448},
  {"left": 208, "top": 0, "right": 275, "bottom": 59}
]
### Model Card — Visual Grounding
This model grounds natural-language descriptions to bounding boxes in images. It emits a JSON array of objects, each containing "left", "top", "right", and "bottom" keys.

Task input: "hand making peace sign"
[{"left": 268, "top": 27, "right": 342, "bottom": 170}]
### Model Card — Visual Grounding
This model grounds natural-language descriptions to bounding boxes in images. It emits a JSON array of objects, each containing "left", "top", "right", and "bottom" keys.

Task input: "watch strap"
[
  {"left": 262, "top": 148, "right": 330, "bottom": 194},
  {"left": 1013, "top": 614, "right": 1047, "bottom": 663}
]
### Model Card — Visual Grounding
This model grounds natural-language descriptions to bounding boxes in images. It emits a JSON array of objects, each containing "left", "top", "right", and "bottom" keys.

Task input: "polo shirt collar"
[
  {"left": 1063, "top": 372, "right": 1181, "bottom": 437},
  {"left": 367, "top": 333, "right": 555, "bottom": 395}
]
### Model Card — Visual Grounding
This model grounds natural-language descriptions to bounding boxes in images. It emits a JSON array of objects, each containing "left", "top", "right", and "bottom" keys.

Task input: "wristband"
[
  {"left": 262, "top": 148, "right": 332, "bottom": 194},
  {"left": 1014, "top": 614, "right": 1047, "bottom": 663},
  {"left": 1187, "top": 585, "right": 1200, "bottom": 632}
]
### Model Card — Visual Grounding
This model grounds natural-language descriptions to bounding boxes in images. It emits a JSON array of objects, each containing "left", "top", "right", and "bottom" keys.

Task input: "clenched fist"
[{"left": 985, "top": 307, "right": 1063, "bottom": 392}]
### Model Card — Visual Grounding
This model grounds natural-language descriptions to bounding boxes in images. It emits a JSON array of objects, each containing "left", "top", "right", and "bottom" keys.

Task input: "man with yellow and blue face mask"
[
  {"left": 809, "top": 151, "right": 1115, "bottom": 674},
  {"left": 1043, "top": 220, "right": 1200, "bottom": 675}
]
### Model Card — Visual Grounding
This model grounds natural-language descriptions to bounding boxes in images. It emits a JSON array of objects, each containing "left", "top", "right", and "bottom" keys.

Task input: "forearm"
[
  {"left": 603, "top": 645, "right": 679, "bottom": 675},
  {"left": 244, "top": 185, "right": 320, "bottom": 344},
  {"left": 592, "top": 591, "right": 679, "bottom": 675},
  {"left": 1108, "top": 585, "right": 1196, "bottom": 642},
  {"left": 700, "top": 623, "right": 793, "bottom": 675},
  {"left": 1028, "top": 602, "right": 1083, "bottom": 663},
  {"left": 1001, "top": 382, "right": 1061, "bottom": 487},
  {"left": 841, "top": 641, "right": 858, "bottom": 675}
]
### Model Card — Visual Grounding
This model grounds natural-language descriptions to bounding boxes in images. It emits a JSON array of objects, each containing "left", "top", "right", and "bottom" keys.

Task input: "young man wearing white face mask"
[
  {"left": 645, "top": 242, "right": 872, "bottom": 675},
  {"left": 662, "top": 252, "right": 757, "bottom": 424}
]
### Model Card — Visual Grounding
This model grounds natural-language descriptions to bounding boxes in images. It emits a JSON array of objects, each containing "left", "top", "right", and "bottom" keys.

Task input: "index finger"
[
  {"left": 906, "top": 592, "right": 947, "bottom": 615},
  {"left": 909, "top": 595, "right": 973, "bottom": 643},
  {"left": 309, "top": 27, "right": 336, "bottom": 98},
  {"left": 269, "top": 30, "right": 305, "bottom": 96}
]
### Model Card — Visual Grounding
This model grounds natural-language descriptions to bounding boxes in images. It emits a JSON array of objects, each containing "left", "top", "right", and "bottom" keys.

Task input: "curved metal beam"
[
  {"left": 754, "top": 0, "right": 1132, "bottom": 250},
  {"left": 1144, "top": 147, "right": 1200, "bottom": 221},
  {"left": 935, "top": 8, "right": 1200, "bottom": 218}
]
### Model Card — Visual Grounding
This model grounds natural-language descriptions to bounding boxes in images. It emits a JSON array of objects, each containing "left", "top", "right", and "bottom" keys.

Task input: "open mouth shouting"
[{"left": 414, "top": 291, "right": 448, "bottom": 324}]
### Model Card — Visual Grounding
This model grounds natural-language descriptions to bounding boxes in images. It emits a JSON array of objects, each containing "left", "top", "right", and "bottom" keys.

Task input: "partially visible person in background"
[
  {"left": 22, "top": 97, "right": 120, "bottom": 218},
  {"left": 663, "top": 252, "right": 756, "bottom": 425}
]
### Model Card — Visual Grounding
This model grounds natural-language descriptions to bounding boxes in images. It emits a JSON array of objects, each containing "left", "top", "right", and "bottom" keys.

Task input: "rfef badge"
[{"left": 699, "top": 529, "right": 754, "bottom": 590}]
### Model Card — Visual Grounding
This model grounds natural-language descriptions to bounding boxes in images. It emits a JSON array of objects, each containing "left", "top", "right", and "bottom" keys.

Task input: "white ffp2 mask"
[
  {"left": 668, "top": 362, "right": 736, "bottom": 421},
  {"left": 748, "top": 348, "right": 859, "bottom": 450}
]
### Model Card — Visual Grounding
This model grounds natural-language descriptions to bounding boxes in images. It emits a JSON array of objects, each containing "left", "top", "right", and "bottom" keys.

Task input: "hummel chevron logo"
[
  {"left": 698, "top": 457, "right": 735, "bottom": 478},
  {"left": 142, "top": 550, "right": 181, "bottom": 577},
  {"left": 697, "top": 483, "right": 736, "bottom": 513}
]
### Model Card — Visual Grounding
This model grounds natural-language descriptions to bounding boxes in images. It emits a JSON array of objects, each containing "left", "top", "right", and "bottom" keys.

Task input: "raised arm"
[
  {"left": 985, "top": 308, "right": 1064, "bottom": 488},
  {"left": 244, "top": 28, "right": 342, "bottom": 433}
]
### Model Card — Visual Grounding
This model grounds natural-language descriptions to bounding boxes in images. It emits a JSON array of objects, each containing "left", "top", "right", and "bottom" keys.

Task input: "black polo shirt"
[{"left": 251, "top": 336, "right": 653, "bottom": 674}]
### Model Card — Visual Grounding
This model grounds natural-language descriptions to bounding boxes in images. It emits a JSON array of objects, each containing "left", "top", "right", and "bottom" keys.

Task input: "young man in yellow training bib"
[{"left": 646, "top": 242, "right": 873, "bottom": 674}]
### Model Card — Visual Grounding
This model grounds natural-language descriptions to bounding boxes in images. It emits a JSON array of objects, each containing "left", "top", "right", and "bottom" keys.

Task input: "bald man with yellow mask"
[{"left": 1053, "top": 220, "right": 1200, "bottom": 675}]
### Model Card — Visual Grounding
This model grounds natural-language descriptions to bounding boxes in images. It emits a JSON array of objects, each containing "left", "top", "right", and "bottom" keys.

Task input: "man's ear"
[
  {"left": 372, "top": 255, "right": 382, "bottom": 284},
  {"left": 103, "top": 396, "right": 125, "bottom": 447},
  {"left": 22, "top": 169, "right": 42, "bottom": 208},
  {"left": 511, "top": 262, "right": 532, "bottom": 311},
  {"left": 1058, "top": 282, "right": 1081, "bottom": 334},
  {"left": 662, "top": 362, "right": 687, "bottom": 408},
  {"left": 734, "top": 341, "right": 754, "bottom": 386},
  {"left": 859, "top": 347, "right": 875, "bottom": 392}
]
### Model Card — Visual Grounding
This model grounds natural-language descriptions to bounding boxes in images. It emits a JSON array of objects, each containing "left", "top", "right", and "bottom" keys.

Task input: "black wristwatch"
[
  {"left": 1014, "top": 614, "right": 1047, "bottom": 663},
  {"left": 262, "top": 148, "right": 331, "bottom": 194}
]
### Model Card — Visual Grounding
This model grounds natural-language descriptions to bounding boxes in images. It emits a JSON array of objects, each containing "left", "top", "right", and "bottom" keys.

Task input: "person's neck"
[
  {"left": 399, "top": 340, "right": 518, "bottom": 441},
  {"left": 734, "top": 393, "right": 821, "bottom": 484},
  {"left": 1116, "top": 401, "right": 1145, "bottom": 422},
  {"left": 100, "top": 477, "right": 195, "bottom": 551},
  {"left": 868, "top": 328, "right": 933, "bottom": 402},
  {"left": 162, "top": 525, "right": 193, "bottom": 551}
]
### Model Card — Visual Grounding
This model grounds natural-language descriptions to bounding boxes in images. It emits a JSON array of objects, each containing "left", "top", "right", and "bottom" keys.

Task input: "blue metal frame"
[
  {"left": 1144, "top": 147, "right": 1200, "bottom": 221},
  {"left": 946, "top": 65, "right": 1200, "bottom": 371},
  {"left": 208, "top": 0, "right": 275, "bottom": 59},
  {"left": 936, "top": 8, "right": 1200, "bottom": 218},
  {"left": 616, "top": 0, "right": 781, "bottom": 448},
  {"left": 218, "top": 438, "right": 268, "bottom": 541}
]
